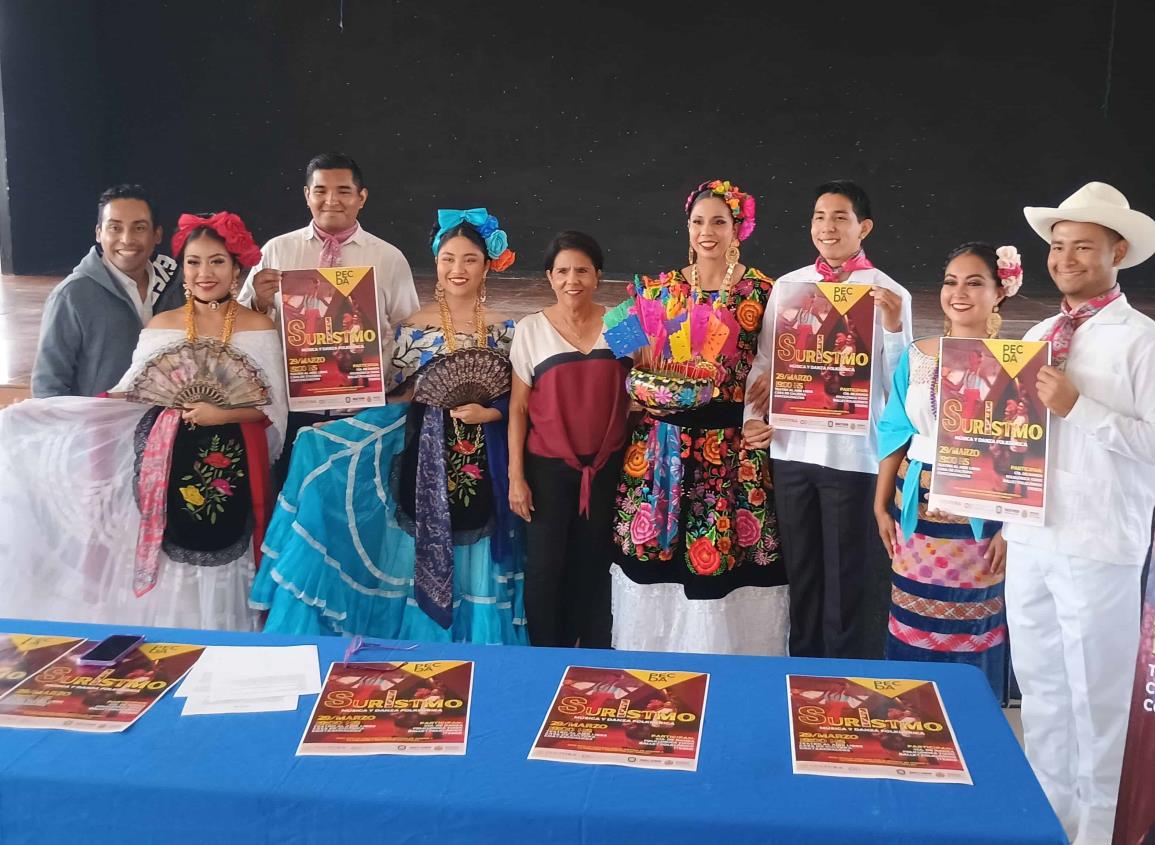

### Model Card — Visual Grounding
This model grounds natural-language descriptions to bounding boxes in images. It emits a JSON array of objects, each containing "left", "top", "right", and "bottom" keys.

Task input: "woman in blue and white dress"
[{"left": 251, "top": 209, "right": 527, "bottom": 644}]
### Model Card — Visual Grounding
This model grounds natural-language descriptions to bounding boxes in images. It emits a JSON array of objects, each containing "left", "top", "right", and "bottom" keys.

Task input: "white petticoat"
[
  {"left": 610, "top": 564, "right": 790, "bottom": 656},
  {"left": 0, "top": 396, "right": 259, "bottom": 631}
]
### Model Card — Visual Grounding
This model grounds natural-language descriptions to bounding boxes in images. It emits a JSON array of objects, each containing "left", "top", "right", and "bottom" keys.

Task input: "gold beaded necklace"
[
  {"left": 436, "top": 285, "right": 487, "bottom": 351},
  {"left": 689, "top": 260, "right": 738, "bottom": 309},
  {"left": 436, "top": 284, "right": 488, "bottom": 449},
  {"left": 184, "top": 294, "right": 238, "bottom": 343}
]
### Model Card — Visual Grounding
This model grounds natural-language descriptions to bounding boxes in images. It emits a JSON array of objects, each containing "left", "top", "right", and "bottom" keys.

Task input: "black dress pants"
[
  {"left": 523, "top": 452, "right": 619, "bottom": 648},
  {"left": 772, "top": 458, "right": 876, "bottom": 658}
]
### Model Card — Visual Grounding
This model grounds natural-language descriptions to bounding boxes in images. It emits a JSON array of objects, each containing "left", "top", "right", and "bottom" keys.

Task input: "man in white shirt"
[
  {"left": 32, "top": 184, "right": 182, "bottom": 397},
  {"left": 238, "top": 153, "right": 419, "bottom": 480},
  {"left": 742, "top": 181, "right": 912, "bottom": 658},
  {"left": 1004, "top": 182, "right": 1155, "bottom": 845}
]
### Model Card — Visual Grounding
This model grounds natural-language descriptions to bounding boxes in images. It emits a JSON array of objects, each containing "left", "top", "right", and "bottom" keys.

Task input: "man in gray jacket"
[{"left": 32, "top": 184, "right": 185, "bottom": 397}]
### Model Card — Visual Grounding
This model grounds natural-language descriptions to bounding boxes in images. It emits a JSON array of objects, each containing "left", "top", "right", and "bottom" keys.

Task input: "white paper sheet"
[
  {"left": 176, "top": 645, "right": 321, "bottom": 704},
  {"left": 181, "top": 694, "right": 300, "bottom": 716}
]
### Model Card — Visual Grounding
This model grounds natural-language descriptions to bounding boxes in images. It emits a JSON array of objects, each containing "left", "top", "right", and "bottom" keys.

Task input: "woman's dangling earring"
[
  {"left": 986, "top": 309, "right": 1003, "bottom": 338},
  {"left": 943, "top": 317, "right": 952, "bottom": 337},
  {"left": 725, "top": 241, "right": 740, "bottom": 266},
  {"left": 688, "top": 246, "right": 696, "bottom": 265},
  {"left": 184, "top": 285, "right": 192, "bottom": 301},
  {"left": 434, "top": 282, "right": 446, "bottom": 305},
  {"left": 479, "top": 280, "right": 488, "bottom": 304}
]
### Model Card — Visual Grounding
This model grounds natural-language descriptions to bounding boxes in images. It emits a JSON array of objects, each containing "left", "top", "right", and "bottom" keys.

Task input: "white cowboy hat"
[{"left": 1024, "top": 181, "right": 1155, "bottom": 269}]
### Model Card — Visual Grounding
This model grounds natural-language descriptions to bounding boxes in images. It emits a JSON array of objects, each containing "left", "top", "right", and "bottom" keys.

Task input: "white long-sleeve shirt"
[
  {"left": 238, "top": 224, "right": 419, "bottom": 332},
  {"left": 744, "top": 264, "right": 913, "bottom": 475},
  {"left": 1003, "top": 294, "right": 1155, "bottom": 566}
]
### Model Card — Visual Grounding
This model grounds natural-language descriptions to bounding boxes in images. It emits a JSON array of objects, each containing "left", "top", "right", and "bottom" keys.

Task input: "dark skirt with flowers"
[
  {"left": 611, "top": 402, "right": 784, "bottom": 600},
  {"left": 135, "top": 409, "right": 255, "bottom": 565}
]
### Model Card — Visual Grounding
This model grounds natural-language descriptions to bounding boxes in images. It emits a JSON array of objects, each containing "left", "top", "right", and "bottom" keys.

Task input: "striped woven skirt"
[{"left": 886, "top": 459, "right": 1008, "bottom": 701}]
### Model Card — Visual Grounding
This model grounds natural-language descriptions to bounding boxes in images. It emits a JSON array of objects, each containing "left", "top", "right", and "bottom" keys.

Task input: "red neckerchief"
[{"left": 1042, "top": 285, "right": 1123, "bottom": 368}]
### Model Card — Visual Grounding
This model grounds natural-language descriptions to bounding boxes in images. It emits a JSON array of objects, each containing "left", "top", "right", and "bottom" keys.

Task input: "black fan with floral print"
[{"left": 412, "top": 347, "right": 511, "bottom": 409}]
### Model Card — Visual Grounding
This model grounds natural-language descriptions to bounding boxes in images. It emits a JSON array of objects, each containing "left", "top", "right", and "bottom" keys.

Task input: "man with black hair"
[
  {"left": 743, "top": 180, "right": 912, "bottom": 659},
  {"left": 32, "top": 184, "right": 183, "bottom": 397},
  {"left": 240, "top": 152, "right": 417, "bottom": 331},
  {"left": 238, "top": 152, "right": 418, "bottom": 481},
  {"left": 1006, "top": 182, "right": 1155, "bottom": 844}
]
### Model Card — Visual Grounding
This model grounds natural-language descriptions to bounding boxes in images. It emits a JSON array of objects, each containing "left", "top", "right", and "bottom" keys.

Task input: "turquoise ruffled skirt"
[{"left": 250, "top": 405, "right": 527, "bottom": 645}]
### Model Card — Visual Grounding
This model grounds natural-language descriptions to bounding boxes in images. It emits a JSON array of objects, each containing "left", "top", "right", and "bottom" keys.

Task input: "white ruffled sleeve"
[
  {"left": 232, "top": 330, "right": 289, "bottom": 460},
  {"left": 110, "top": 329, "right": 187, "bottom": 392}
]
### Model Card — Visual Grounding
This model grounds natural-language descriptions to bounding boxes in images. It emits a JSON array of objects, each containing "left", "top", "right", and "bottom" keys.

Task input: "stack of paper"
[{"left": 177, "top": 645, "right": 322, "bottom": 716}]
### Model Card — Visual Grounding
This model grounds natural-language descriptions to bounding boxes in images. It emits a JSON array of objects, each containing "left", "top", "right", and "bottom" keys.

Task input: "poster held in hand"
[
  {"left": 928, "top": 337, "right": 1050, "bottom": 525},
  {"left": 280, "top": 266, "right": 385, "bottom": 412},
  {"left": 770, "top": 281, "right": 875, "bottom": 435}
]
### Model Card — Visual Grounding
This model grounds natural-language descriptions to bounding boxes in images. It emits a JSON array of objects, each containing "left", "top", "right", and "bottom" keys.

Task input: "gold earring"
[
  {"left": 479, "top": 281, "right": 488, "bottom": 304},
  {"left": 434, "top": 282, "right": 446, "bottom": 305},
  {"left": 943, "top": 318, "right": 952, "bottom": 337},
  {"left": 184, "top": 286, "right": 192, "bottom": 301},
  {"left": 986, "top": 311, "right": 1003, "bottom": 338},
  {"left": 688, "top": 246, "right": 696, "bottom": 265},
  {"left": 725, "top": 241, "right": 740, "bottom": 265}
]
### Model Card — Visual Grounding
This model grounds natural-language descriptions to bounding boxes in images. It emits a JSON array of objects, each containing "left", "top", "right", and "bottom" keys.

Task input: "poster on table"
[
  {"left": 787, "top": 675, "right": 971, "bottom": 784},
  {"left": 1113, "top": 550, "right": 1155, "bottom": 845},
  {"left": 279, "top": 266, "right": 385, "bottom": 412},
  {"left": 0, "top": 642, "right": 205, "bottom": 732},
  {"left": 0, "top": 634, "right": 84, "bottom": 699},
  {"left": 928, "top": 337, "right": 1050, "bottom": 525},
  {"left": 297, "top": 661, "right": 474, "bottom": 756},
  {"left": 528, "top": 665, "right": 709, "bottom": 771},
  {"left": 769, "top": 281, "right": 875, "bottom": 435}
]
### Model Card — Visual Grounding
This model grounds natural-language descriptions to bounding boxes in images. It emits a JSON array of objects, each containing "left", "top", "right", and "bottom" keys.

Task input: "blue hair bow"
[{"left": 432, "top": 208, "right": 500, "bottom": 255}]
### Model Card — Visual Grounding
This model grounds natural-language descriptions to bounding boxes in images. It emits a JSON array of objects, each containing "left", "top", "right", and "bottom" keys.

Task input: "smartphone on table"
[{"left": 77, "top": 635, "right": 145, "bottom": 666}]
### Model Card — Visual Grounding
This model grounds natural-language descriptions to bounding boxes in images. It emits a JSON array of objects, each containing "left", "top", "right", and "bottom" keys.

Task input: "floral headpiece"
[
  {"left": 995, "top": 245, "right": 1024, "bottom": 296},
  {"left": 684, "top": 179, "right": 756, "bottom": 241},
  {"left": 431, "top": 208, "right": 516, "bottom": 272},
  {"left": 171, "top": 211, "right": 263, "bottom": 268}
]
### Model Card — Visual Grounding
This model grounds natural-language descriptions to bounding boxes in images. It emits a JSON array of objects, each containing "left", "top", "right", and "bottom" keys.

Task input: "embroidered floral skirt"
[
  {"left": 887, "top": 459, "right": 1007, "bottom": 700},
  {"left": 609, "top": 405, "right": 788, "bottom": 656}
]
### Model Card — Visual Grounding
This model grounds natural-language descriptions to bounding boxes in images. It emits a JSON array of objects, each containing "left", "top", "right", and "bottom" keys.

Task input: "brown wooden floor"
[{"left": 2, "top": 271, "right": 1149, "bottom": 406}]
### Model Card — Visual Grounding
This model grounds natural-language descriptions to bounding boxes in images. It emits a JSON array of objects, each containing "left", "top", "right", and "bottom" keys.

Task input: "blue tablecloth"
[{"left": 0, "top": 619, "right": 1064, "bottom": 844}]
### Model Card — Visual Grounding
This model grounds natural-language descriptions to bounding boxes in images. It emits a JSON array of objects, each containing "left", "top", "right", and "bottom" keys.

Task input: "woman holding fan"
[
  {"left": 252, "top": 209, "right": 527, "bottom": 645},
  {"left": 0, "top": 212, "right": 287, "bottom": 630},
  {"left": 608, "top": 180, "right": 787, "bottom": 656}
]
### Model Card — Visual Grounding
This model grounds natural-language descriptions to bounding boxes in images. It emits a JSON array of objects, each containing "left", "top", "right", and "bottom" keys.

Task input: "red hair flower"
[{"left": 172, "top": 211, "right": 263, "bottom": 268}]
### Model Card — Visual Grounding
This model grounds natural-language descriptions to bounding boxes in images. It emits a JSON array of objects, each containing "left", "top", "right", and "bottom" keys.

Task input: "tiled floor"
[{"left": 2, "top": 271, "right": 1150, "bottom": 404}]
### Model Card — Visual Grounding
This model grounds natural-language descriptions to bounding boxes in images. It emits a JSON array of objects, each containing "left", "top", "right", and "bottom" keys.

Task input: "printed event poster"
[
  {"left": 928, "top": 337, "right": 1050, "bottom": 525},
  {"left": 787, "top": 675, "right": 971, "bottom": 784},
  {"left": 0, "top": 642, "right": 205, "bottom": 732},
  {"left": 528, "top": 665, "right": 709, "bottom": 771},
  {"left": 1113, "top": 547, "right": 1155, "bottom": 844},
  {"left": 280, "top": 266, "right": 385, "bottom": 412},
  {"left": 770, "top": 280, "right": 875, "bottom": 435},
  {"left": 0, "top": 634, "right": 84, "bottom": 699},
  {"left": 297, "top": 661, "right": 474, "bottom": 756}
]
